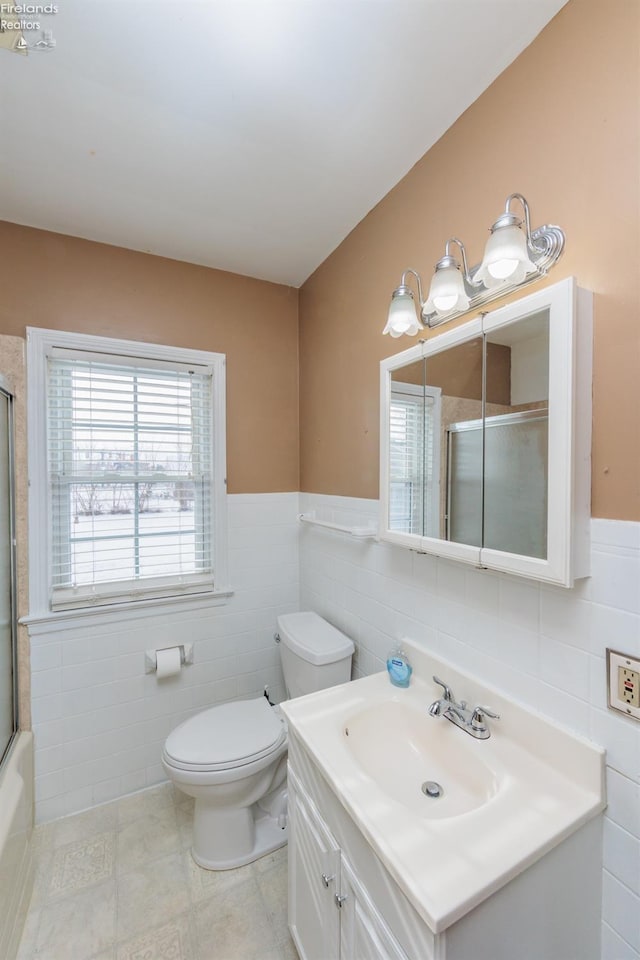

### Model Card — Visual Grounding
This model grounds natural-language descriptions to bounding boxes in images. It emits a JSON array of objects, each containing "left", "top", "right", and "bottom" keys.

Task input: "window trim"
[{"left": 26, "top": 327, "right": 230, "bottom": 620}]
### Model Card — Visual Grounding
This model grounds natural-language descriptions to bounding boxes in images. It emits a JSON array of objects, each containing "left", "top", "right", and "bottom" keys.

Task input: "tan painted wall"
[
  {"left": 391, "top": 342, "right": 510, "bottom": 403},
  {"left": 299, "top": 0, "right": 640, "bottom": 521},
  {"left": 0, "top": 223, "right": 300, "bottom": 494}
]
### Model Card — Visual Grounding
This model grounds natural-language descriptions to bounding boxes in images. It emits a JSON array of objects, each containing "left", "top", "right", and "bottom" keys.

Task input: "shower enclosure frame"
[{"left": 0, "top": 375, "right": 19, "bottom": 768}]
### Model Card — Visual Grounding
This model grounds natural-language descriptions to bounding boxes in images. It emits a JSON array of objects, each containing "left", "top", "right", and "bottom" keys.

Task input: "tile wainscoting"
[
  {"left": 299, "top": 493, "right": 640, "bottom": 960},
  {"left": 28, "top": 489, "right": 640, "bottom": 958},
  {"left": 29, "top": 493, "right": 299, "bottom": 824}
]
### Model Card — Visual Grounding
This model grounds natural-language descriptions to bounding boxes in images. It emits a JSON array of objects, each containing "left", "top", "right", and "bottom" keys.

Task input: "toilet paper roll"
[{"left": 155, "top": 646, "right": 182, "bottom": 679}]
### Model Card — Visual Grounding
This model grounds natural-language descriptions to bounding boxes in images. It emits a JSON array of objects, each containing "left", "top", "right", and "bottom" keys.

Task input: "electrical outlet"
[
  {"left": 607, "top": 649, "right": 640, "bottom": 721},
  {"left": 618, "top": 666, "right": 640, "bottom": 707}
]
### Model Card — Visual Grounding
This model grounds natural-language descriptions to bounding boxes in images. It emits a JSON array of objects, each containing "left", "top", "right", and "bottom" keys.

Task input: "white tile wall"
[
  {"left": 29, "top": 488, "right": 640, "bottom": 958},
  {"left": 299, "top": 492, "right": 640, "bottom": 960},
  {"left": 30, "top": 493, "right": 299, "bottom": 823}
]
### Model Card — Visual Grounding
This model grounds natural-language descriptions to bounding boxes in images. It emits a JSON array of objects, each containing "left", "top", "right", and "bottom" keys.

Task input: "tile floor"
[{"left": 17, "top": 783, "right": 298, "bottom": 960}]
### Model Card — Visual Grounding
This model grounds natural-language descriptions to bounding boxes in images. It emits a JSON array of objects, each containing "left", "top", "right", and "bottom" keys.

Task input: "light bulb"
[
  {"left": 487, "top": 258, "right": 519, "bottom": 280},
  {"left": 476, "top": 221, "right": 537, "bottom": 289},
  {"left": 425, "top": 263, "right": 470, "bottom": 317},
  {"left": 383, "top": 292, "right": 422, "bottom": 337},
  {"left": 433, "top": 293, "right": 459, "bottom": 312}
]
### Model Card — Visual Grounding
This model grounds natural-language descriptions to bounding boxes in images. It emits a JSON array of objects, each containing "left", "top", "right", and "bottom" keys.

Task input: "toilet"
[{"left": 162, "top": 611, "right": 354, "bottom": 870}]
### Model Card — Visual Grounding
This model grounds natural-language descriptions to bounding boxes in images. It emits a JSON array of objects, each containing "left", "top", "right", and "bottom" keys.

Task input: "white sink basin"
[
  {"left": 281, "top": 637, "right": 605, "bottom": 933},
  {"left": 344, "top": 699, "right": 498, "bottom": 818}
]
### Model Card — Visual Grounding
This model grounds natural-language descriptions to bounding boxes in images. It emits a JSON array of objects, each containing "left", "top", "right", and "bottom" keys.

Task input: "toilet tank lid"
[{"left": 277, "top": 611, "right": 354, "bottom": 666}]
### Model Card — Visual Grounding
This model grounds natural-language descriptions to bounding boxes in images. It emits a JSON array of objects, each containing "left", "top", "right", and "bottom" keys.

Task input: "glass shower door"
[{"left": 0, "top": 384, "right": 17, "bottom": 765}]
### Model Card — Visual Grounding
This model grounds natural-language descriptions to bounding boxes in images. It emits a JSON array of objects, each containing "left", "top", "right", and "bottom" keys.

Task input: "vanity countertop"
[{"left": 281, "top": 637, "right": 605, "bottom": 934}]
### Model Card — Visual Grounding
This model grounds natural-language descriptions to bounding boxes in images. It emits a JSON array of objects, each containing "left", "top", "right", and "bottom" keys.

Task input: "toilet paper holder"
[{"left": 145, "top": 643, "right": 194, "bottom": 674}]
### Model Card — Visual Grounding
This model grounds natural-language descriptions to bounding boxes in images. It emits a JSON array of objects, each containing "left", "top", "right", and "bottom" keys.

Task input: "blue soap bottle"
[{"left": 386, "top": 644, "right": 412, "bottom": 688}]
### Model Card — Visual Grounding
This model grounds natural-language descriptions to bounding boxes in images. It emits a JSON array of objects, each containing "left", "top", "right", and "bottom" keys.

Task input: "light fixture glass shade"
[
  {"left": 425, "top": 264, "right": 470, "bottom": 316},
  {"left": 383, "top": 292, "right": 422, "bottom": 337},
  {"left": 476, "top": 222, "right": 537, "bottom": 288}
]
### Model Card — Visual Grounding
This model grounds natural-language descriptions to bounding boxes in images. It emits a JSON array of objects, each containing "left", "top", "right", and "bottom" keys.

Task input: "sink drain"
[{"left": 421, "top": 780, "right": 443, "bottom": 799}]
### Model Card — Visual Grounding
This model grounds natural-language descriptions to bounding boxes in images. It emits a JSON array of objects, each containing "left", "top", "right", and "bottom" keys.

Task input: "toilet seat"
[{"left": 163, "top": 697, "right": 287, "bottom": 773}]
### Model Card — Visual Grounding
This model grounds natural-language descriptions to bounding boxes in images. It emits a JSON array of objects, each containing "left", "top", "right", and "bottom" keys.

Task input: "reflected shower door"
[
  {"left": 446, "top": 420, "right": 483, "bottom": 548},
  {"left": 0, "top": 387, "right": 16, "bottom": 764},
  {"left": 483, "top": 411, "right": 548, "bottom": 559},
  {"left": 447, "top": 410, "right": 548, "bottom": 559}
]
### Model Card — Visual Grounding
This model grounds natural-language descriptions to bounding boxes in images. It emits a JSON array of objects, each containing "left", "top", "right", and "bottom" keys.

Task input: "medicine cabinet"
[{"left": 379, "top": 277, "right": 592, "bottom": 586}]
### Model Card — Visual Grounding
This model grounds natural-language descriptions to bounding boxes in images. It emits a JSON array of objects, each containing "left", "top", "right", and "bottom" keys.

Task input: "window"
[
  {"left": 27, "top": 329, "right": 228, "bottom": 613},
  {"left": 389, "top": 383, "right": 441, "bottom": 538}
]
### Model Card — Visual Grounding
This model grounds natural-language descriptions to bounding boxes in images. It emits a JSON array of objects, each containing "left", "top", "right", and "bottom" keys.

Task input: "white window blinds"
[
  {"left": 47, "top": 353, "right": 215, "bottom": 609},
  {"left": 389, "top": 387, "right": 440, "bottom": 537}
]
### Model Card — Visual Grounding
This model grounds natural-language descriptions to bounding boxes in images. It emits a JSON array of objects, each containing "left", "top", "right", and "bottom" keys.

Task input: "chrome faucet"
[{"left": 428, "top": 676, "right": 500, "bottom": 740}]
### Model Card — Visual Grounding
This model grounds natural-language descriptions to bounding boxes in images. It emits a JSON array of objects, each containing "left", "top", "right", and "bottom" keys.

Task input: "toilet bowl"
[
  {"left": 162, "top": 611, "right": 354, "bottom": 870},
  {"left": 162, "top": 697, "right": 288, "bottom": 869}
]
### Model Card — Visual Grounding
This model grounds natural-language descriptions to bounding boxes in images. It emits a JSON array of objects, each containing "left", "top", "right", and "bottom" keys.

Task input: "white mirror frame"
[{"left": 379, "top": 276, "right": 593, "bottom": 587}]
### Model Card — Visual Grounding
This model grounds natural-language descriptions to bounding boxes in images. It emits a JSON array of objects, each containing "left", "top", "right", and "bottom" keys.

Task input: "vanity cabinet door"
[
  {"left": 288, "top": 772, "right": 341, "bottom": 960},
  {"left": 339, "top": 858, "right": 411, "bottom": 960}
]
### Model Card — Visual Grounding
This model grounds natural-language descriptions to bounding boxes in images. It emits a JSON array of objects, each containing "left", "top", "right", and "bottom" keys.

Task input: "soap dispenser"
[{"left": 386, "top": 643, "right": 412, "bottom": 688}]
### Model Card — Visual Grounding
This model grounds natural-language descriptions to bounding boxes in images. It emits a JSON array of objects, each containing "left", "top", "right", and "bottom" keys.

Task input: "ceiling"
[{"left": 0, "top": 0, "right": 567, "bottom": 287}]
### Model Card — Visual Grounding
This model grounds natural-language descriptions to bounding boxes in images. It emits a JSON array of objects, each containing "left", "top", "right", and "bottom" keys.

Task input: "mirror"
[
  {"left": 380, "top": 278, "right": 591, "bottom": 586},
  {"left": 385, "top": 323, "right": 548, "bottom": 558},
  {"left": 482, "top": 310, "right": 549, "bottom": 558},
  {"left": 443, "top": 313, "right": 550, "bottom": 558},
  {"left": 382, "top": 311, "right": 549, "bottom": 559},
  {"left": 387, "top": 336, "right": 486, "bottom": 547},
  {"left": 389, "top": 360, "right": 428, "bottom": 537},
  {"left": 432, "top": 337, "right": 484, "bottom": 547}
]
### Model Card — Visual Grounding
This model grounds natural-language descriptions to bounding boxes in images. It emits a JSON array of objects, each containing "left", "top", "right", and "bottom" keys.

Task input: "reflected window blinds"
[{"left": 389, "top": 388, "right": 438, "bottom": 537}]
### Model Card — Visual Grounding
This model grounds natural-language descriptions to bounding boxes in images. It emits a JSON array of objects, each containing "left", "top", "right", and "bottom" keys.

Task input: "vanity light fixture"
[
  {"left": 382, "top": 268, "right": 424, "bottom": 338},
  {"left": 383, "top": 193, "right": 565, "bottom": 335}
]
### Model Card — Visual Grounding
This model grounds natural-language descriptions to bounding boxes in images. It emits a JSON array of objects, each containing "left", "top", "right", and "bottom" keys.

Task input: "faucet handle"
[
  {"left": 470, "top": 705, "right": 500, "bottom": 730},
  {"left": 433, "top": 676, "right": 453, "bottom": 701}
]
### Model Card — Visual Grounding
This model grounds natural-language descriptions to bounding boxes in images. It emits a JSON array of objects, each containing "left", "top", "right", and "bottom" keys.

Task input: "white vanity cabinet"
[
  {"left": 286, "top": 722, "right": 602, "bottom": 960},
  {"left": 288, "top": 769, "right": 341, "bottom": 960},
  {"left": 288, "top": 766, "right": 413, "bottom": 960},
  {"left": 339, "top": 859, "right": 410, "bottom": 960}
]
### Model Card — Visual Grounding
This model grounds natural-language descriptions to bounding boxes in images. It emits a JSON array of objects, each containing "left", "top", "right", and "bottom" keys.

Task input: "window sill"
[{"left": 21, "top": 587, "right": 234, "bottom": 636}]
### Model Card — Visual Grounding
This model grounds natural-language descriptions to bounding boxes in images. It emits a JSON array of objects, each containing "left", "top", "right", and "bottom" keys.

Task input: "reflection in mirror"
[
  {"left": 429, "top": 338, "right": 484, "bottom": 547},
  {"left": 482, "top": 310, "right": 549, "bottom": 558},
  {"left": 381, "top": 278, "right": 587, "bottom": 584},
  {"left": 389, "top": 360, "right": 432, "bottom": 536},
  {"left": 386, "top": 314, "right": 550, "bottom": 559}
]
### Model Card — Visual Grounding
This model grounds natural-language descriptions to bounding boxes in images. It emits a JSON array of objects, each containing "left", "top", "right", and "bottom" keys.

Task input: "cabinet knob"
[
  {"left": 334, "top": 893, "right": 348, "bottom": 908},
  {"left": 321, "top": 873, "right": 335, "bottom": 888}
]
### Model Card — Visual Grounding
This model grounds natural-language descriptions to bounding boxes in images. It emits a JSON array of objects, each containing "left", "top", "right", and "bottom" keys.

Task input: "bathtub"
[{"left": 0, "top": 732, "right": 34, "bottom": 960}]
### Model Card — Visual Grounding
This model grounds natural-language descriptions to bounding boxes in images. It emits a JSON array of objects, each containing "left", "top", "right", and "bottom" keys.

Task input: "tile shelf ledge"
[{"left": 297, "top": 512, "right": 378, "bottom": 540}]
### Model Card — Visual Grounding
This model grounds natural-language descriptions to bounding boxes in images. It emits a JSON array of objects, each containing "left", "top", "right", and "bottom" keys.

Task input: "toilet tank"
[{"left": 277, "top": 611, "right": 354, "bottom": 700}]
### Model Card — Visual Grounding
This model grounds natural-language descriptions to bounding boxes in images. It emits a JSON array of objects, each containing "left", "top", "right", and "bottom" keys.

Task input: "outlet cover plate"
[{"left": 607, "top": 648, "right": 640, "bottom": 722}]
